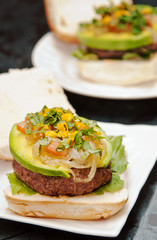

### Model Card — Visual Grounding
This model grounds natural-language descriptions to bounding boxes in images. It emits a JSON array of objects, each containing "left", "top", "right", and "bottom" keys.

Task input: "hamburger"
[
  {"left": 73, "top": 3, "right": 157, "bottom": 85},
  {"left": 5, "top": 107, "right": 128, "bottom": 219}
]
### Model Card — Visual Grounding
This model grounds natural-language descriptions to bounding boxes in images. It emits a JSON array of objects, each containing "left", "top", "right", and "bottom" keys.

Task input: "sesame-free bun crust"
[
  {"left": 5, "top": 186, "right": 128, "bottom": 220},
  {"left": 77, "top": 53, "right": 157, "bottom": 86}
]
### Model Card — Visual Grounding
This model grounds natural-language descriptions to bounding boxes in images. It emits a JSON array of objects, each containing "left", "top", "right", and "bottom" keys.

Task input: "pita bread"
[{"left": 0, "top": 68, "right": 75, "bottom": 160}]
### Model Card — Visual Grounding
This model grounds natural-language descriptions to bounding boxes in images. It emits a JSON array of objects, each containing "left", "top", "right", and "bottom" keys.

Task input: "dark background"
[{"left": 0, "top": 0, "right": 157, "bottom": 239}]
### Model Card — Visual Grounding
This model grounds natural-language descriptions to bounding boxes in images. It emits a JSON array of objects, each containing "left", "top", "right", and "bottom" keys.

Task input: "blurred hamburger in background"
[
  {"left": 73, "top": 3, "right": 157, "bottom": 85},
  {"left": 44, "top": 0, "right": 133, "bottom": 43}
]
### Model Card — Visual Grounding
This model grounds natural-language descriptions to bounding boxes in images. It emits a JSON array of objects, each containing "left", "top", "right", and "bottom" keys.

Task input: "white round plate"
[{"left": 32, "top": 32, "right": 157, "bottom": 100}]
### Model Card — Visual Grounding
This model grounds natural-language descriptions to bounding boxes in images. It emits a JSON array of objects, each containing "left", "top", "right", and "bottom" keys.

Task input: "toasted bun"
[
  {"left": 44, "top": 0, "right": 132, "bottom": 43},
  {"left": 0, "top": 68, "right": 75, "bottom": 161},
  {"left": 77, "top": 53, "right": 157, "bottom": 86},
  {"left": 5, "top": 185, "right": 128, "bottom": 220}
]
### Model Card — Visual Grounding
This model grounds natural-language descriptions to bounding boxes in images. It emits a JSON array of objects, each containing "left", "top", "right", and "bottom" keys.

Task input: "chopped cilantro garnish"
[
  {"left": 118, "top": 9, "right": 146, "bottom": 34},
  {"left": 83, "top": 141, "right": 92, "bottom": 151},
  {"left": 57, "top": 138, "right": 70, "bottom": 151},
  {"left": 82, "top": 148, "right": 102, "bottom": 160},
  {"left": 96, "top": 6, "right": 111, "bottom": 15},
  {"left": 74, "top": 131, "right": 83, "bottom": 150},
  {"left": 26, "top": 112, "right": 44, "bottom": 126},
  {"left": 42, "top": 105, "right": 48, "bottom": 112},
  {"left": 73, "top": 127, "right": 97, "bottom": 151},
  {"left": 38, "top": 137, "right": 51, "bottom": 146},
  {"left": 25, "top": 129, "right": 32, "bottom": 135},
  {"left": 79, "top": 3, "right": 152, "bottom": 36},
  {"left": 92, "top": 19, "right": 103, "bottom": 27},
  {"left": 44, "top": 109, "right": 61, "bottom": 125},
  {"left": 80, "top": 23, "right": 90, "bottom": 28},
  {"left": 89, "top": 148, "right": 102, "bottom": 157}
]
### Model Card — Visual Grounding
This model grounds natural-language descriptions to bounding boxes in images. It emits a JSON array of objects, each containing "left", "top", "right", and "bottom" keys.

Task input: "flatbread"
[{"left": 0, "top": 68, "right": 75, "bottom": 160}]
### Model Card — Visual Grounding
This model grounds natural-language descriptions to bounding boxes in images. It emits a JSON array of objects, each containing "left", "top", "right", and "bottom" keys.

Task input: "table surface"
[{"left": 0, "top": 0, "right": 157, "bottom": 239}]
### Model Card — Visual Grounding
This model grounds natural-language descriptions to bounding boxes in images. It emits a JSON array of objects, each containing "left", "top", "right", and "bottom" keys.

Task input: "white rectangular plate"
[{"left": 0, "top": 122, "right": 157, "bottom": 237}]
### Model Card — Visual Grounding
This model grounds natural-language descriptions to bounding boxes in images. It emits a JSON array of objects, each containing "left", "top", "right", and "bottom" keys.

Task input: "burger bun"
[
  {"left": 5, "top": 184, "right": 128, "bottom": 220},
  {"left": 77, "top": 53, "right": 157, "bottom": 86}
]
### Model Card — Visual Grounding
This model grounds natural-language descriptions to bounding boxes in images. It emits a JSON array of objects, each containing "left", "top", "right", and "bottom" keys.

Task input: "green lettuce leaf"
[
  {"left": 110, "top": 136, "right": 128, "bottom": 174},
  {"left": 72, "top": 49, "right": 98, "bottom": 60},
  {"left": 7, "top": 172, "right": 36, "bottom": 195},
  {"left": 122, "top": 52, "right": 140, "bottom": 60},
  {"left": 94, "top": 135, "right": 127, "bottom": 195},
  {"left": 94, "top": 172, "right": 124, "bottom": 194}
]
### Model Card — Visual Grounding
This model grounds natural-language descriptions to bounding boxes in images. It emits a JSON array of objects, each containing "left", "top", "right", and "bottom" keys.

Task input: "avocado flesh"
[
  {"left": 9, "top": 124, "right": 70, "bottom": 178},
  {"left": 77, "top": 30, "right": 153, "bottom": 50}
]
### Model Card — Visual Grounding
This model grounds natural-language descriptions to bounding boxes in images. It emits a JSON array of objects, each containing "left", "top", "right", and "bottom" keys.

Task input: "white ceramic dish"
[
  {"left": 0, "top": 122, "right": 157, "bottom": 237},
  {"left": 32, "top": 33, "right": 157, "bottom": 100}
]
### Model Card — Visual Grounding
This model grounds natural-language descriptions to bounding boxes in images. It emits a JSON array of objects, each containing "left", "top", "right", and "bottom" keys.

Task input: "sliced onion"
[
  {"left": 75, "top": 156, "right": 97, "bottom": 183},
  {"left": 69, "top": 148, "right": 84, "bottom": 160},
  {"left": 40, "top": 152, "right": 71, "bottom": 166},
  {"left": 86, "top": 157, "right": 97, "bottom": 181},
  {"left": 35, "top": 137, "right": 103, "bottom": 182},
  {"left": 67, "top": 160, "right": 92, "bottom": 169},
  {"left": 32, "top": 141, "right": 40, "bottom": 159}
]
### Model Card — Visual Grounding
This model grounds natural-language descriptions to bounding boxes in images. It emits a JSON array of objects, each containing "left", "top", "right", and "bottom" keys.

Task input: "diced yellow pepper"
[
  {"left": 102, "top": 16, "right": 111, "bottom": 24},
  {"left": 70, "top": 131, "right": 78, "bottom": 138},
  {"left": 96, "top": 131, "right": 101, "bottom": 135},
  {"left": 75, "top": 121, "right": 87, "bottom": 130},
  {"left": 114, "top": 10, "right": 130, "bottom": 18},
  {"left": 67, "top": 131, "right": 78, "bottom": 144},
  {"left": 57, "top": 122, "right": 68, "bottom": 132},
  {"left": 44, "top": 125, "right": 50, "bottom": 130},
  {"left": 67, "top": 137, "right": 73, "bottom": 145},
  {"left": 34, "top": 123, "right": 44, "bottom": 130},
  {"left": 58, "top": 131, "right": 69, "bottom": 138},
  {"left": 53, "top": 108, "right": 63, "bottom": 114},
  {"left": 43, "top": 108, "right": 50, "bottom": 117},
  {"left": 45, "top": 131, "right": 58, "bottom": 138},
  {"left": 61, "top": 113, "right": 74, "bottom": 122}
]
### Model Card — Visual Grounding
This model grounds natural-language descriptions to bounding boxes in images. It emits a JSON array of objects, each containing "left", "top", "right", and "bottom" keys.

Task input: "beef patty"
[
  {"left": 13, "top": 160, "right": 112, "bottom": 196},
  {"left": 87, "top": 43, "right": 157, "bottom": 59}
]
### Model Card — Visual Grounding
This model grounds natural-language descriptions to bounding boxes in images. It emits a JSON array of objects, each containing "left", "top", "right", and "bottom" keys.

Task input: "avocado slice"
[
  {"left": 76, "top": 116, "right": 113, "bottom": 167},
  {"left": 9, "top": 124, "right": 70, "bottom": 178},
  {"left": 9, "top": 122, "right": 112, "bottom": 177},
  {"left": 77, "top": 30, "right": 153, "bottom": 50}
]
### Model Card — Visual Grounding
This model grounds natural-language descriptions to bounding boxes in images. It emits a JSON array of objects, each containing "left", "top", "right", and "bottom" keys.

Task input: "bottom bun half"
[
  {"left": 77, "top": 53, "right": 157, "bottom": 86},
  {"left": 5, "top": 186, "right": 128, "bottom": 220}
]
